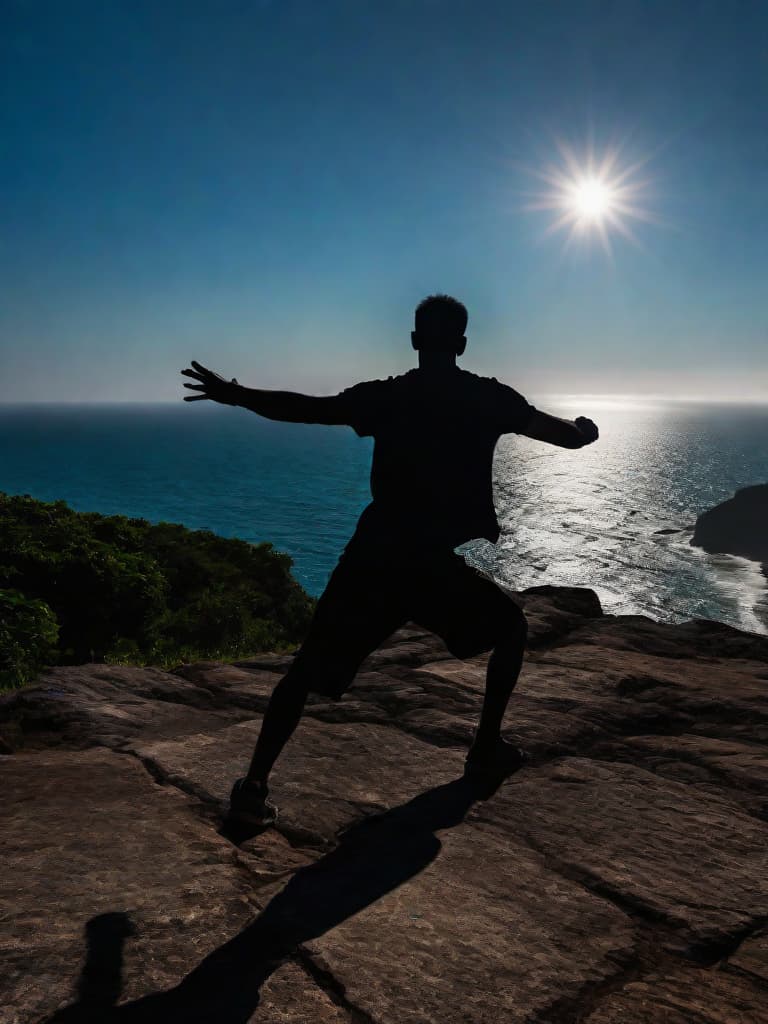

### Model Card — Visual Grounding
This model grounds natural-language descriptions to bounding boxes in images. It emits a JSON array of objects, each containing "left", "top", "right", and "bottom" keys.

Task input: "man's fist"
[
  {"left": 181, "top": 360, "right": 242, "bottom": 406},
  {"left": 575, "top": 416, "right": 599, "bottom": 444}
]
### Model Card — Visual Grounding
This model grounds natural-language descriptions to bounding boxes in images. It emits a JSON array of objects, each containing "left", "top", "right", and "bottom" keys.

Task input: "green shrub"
[
  {"left": 0, "top": 492, "right": 314, "bottom": 679},
  {"left": 0, "top": 588, "right": 59, "bottom": 688}
]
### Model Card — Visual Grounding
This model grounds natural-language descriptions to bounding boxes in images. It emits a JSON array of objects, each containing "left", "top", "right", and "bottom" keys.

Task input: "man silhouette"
[{"left": 182, "top": 295, "right": 598, "bottom": 833}]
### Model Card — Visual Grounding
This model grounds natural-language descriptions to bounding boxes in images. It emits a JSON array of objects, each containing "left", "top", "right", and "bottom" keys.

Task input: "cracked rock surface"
[{"left": 1, "top": 586, "right": 767, "bottom": 1023}]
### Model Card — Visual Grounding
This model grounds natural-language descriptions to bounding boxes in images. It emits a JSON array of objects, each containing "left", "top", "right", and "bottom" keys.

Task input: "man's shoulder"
[
  {"left": 458, "top": 369, "right": 495, "bottom": 385},
  {"left": 336, "top": 374, "right": 413, "bottom": 436},
  {"left": 457, "top": 370, "right": 535, "bottom": 430},
  {"left": 343, "top": 371, "right": 412, "bottom": 395},
  {"left": 457, "top": 369, "right": 521, "bottom": 393}
]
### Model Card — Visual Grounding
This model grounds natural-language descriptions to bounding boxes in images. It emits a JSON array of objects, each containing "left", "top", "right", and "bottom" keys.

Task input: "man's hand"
[
  {"left": 181, "top": 361, "right": 242, "bottom": 406},
  {"left": 575, "top": 416, "right": 599, "bottom": 444}
]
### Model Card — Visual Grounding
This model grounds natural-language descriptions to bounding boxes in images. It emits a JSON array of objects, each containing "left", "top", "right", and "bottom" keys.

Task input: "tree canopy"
[{"left": 0, "top": 493, "right": 314, "bottom": 688}]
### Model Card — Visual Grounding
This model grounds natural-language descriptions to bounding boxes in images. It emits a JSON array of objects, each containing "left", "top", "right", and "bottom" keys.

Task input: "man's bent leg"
[
  {"left": 470, "top": 610, "right": 527, "bottom": 757},
  {"left": 245, "top": 668, "right": 311, "bottom": 784},
  {"left": 225, "top": 540, "right": 403, "bottom": 836}
]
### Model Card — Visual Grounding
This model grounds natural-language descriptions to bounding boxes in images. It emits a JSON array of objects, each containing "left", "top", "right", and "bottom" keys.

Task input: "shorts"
[{"left": 289, "top": 534, "right": 526, "bottom": 699}]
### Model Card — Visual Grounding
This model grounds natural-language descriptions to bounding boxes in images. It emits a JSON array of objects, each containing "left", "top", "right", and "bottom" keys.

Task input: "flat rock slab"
[
  {"left": 0, "top": 749, "right": 346, "bottom": 1023},
  {"left": 412, "top": 657, "right": 615, "bottom": 751},
  {"left": 131, "top": 723, "right": 646, "bottom": 1022},
  {"left": 531, "top": 640, "right": 768, "bottom": 739},
  {"left": 727, "top": 929, "right": 768, "bottom": 985},
  {"left": 134, "top": 718, "right": 467, "bottom": 849},
  {"left": 624, "top": 734, "right": 768, "bottom": 790},
  {"left": 472, "top": 757, "right": 768, "bottom": 946},
  {"left": 297, "top": 813, "right": 636, "bottom": 1024},
  {"left": 0, "top": 665, "right": 251, "bottom": 751},
  {"left": 2, "top": 587, "right": 768, "bottom": 1022},
  {"left": 583, "top": 964, "right": 768, "bottom": 1023},
  {"left": 615, "top": 733, "right": 768, "bottom": 816}
]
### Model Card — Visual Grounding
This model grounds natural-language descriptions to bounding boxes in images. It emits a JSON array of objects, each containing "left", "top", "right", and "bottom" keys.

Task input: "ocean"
[{"left": 2, "top": 398, "right": 768, "bottom": 634}]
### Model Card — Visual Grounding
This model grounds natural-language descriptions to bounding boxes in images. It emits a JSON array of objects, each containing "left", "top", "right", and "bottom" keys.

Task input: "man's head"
[{"left": 411, "top": 295, "right": 468, "bottom": 356}]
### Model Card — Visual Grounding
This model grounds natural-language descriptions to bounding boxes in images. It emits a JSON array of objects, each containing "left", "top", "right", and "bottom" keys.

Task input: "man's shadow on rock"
[{"left": 49, "top": 776, "right": 484, "bottom": 1023}]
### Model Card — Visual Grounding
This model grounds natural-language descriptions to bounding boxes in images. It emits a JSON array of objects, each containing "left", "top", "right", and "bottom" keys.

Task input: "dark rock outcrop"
[
  {"left": 691, "top": 483, "right": 768, "bottom": 569},
  {"left": 2, "top": 586, "right": 767, "bottom": 1023}
]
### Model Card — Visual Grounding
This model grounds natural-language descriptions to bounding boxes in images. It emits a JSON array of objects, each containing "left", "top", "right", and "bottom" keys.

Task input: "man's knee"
[
  {"left": 280, "top": 659, "right": 351, "bottom": 702},
  {"left": 497, "top": 602, "right": 527, "bottom": 649},
  {"left": 273, "top": 665, "right": 312, "bottom": 700},
  {"left": 484, "top": 607, "right": 526, "bottom": 674}
]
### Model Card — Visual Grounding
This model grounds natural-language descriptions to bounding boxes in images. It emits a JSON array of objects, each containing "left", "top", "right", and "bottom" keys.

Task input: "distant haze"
[{"left": 2, "top": 2, "right": 766, "bottom": 404}]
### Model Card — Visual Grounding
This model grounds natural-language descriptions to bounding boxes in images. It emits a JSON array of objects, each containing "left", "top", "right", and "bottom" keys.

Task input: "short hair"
[{"left": 414, "top": 294, "right": 468, "bottom": 340}]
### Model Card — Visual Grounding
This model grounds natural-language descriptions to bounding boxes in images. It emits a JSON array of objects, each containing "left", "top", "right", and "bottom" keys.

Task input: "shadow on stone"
[
  {"left": 48, "top": 912, "right": 136, "bottom": 1022},
  {"left": 48, "top": 776, "right": 483, "bottom": 1023}
]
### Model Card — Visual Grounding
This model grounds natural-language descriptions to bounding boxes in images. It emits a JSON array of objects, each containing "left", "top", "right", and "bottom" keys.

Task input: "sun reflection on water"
[{"left": 464, "top": 400, "right": 768, "bottom": 634}]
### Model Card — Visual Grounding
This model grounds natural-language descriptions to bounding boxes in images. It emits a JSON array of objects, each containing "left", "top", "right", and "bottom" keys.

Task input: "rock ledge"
[{"left": 2, "top": 586, "right": 767, "bottom": 1023}]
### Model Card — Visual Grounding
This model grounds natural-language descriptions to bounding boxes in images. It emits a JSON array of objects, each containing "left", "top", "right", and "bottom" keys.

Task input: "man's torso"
[{"left": 339, "top": 367, "right": 535, "bottom": 550}]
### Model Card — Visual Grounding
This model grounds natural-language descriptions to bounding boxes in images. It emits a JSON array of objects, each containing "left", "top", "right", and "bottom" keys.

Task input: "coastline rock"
[
  {"left": 1, "top": 585, "right": 767, "bottom": 1022},
  {"left": 691, "top": 483, "right": 768, "bottom": 567}
]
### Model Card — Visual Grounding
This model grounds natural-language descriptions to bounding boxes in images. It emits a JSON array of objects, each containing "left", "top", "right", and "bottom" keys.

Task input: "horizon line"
[{"left": 2, "top": 393, "right": 768, "bottom": 408}]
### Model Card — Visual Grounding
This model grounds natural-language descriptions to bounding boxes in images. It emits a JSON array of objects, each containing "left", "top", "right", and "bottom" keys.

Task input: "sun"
[
  {"left": 523, "top": 141, "right": 655, "bottom": 253},
  {"left": 569, "top": 177, "right": 615, "bottom": 221}
]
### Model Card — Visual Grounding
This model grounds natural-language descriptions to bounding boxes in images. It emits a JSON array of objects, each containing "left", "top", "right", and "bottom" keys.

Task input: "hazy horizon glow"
[
  {"left": 1, "top": 2, "right": 766, "bottom": 404},
  {"left": 3, "top": 392, "right": 768, "bottom": 411}
]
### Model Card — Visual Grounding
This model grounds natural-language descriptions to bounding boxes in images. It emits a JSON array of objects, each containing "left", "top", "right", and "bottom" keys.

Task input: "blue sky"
[{"left": 2, "top": 0, "right": 766, "bottom": 402}]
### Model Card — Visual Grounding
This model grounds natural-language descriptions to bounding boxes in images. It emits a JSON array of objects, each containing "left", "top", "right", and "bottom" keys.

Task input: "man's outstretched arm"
[
  {"left": 181, "top": 361, "right": 348, "bottom": 424},
  {"left": 521, "top": 409, "right": 599, "bottom": 448}
]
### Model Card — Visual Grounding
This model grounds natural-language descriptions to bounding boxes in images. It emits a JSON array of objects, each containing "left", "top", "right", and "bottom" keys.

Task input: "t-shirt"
[{"left": 334, "top": 367, "right": 535, "bottom": 549}]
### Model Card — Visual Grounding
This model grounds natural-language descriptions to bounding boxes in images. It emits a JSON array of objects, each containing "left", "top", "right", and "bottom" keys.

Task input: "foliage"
[
  {"left": 0, "top": 492, "right": 315, "bottom": 683},
  {"left": 0, "top": 588, "right": 60, "bottom": 688}
]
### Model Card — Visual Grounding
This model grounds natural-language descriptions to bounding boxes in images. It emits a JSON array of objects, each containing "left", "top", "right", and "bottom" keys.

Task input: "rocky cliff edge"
[{"left": 2, "top": 586, "right": 768, "bottom": 1023}]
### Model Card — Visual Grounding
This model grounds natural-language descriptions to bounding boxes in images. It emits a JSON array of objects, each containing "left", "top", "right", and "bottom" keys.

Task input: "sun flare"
[{"left": 524, "top": 142, "right": 654, "bottom": 254}]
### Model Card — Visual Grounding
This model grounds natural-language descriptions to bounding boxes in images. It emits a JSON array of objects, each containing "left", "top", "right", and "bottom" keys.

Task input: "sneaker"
[
  {"left": 221, "top": 777, "right": 278, "bottom": 841},
  {"left": 463, "top": 739, "right": 528, "bottom": 793}
]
